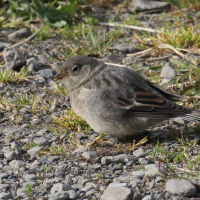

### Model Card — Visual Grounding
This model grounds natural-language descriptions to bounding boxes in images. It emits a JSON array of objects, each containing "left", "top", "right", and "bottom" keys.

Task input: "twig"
[
  {"left": 105, "top": 62, "right": 126, "bottom": 67},
  {"left": 98, "top": 22, "right": 162, "bottom": 33},
  {"left": 126, "top": 48, "right": 152, "bottom": 57},
  {"left": 157, "top": 44, "right": 185, "bottom": 58},
  {"left": 7, "top": 25, "right": 44, "bottom": 49}
]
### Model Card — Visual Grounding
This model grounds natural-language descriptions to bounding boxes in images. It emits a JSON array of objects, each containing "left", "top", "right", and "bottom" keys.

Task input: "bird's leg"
[
  {"left": 132, "top": 136, "right": 148, "bottom": 150},
  {"left": 86, "top": 133, "right": 109, "bottom": 146}
]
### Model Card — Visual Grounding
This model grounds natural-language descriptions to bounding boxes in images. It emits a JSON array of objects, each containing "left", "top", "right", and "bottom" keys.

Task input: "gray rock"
[
  {"left": 49, "top": 190, "right": 80, "bottom": 199},
  {"left": 130, "top": 177, "right": 144, "bottom": 187},
  {"left": 166, "top": 179, "right": 196, "bottom": 196},
  {"left": 5, "top": 151, "right": 16, "bottom": 160},
  {"left": 0, "top": 192, "right": 12, "bottom": 200},
  {"left": 48, "top": 156, "right": 60, "bottom": 163},
  {"left": 33, "top": 74, "right": 46, "bottom": 85},
  {"left": 8, "top": 28, "right": 32, "bottom": 40},
  {"left": 27, "top": 57, "right": 41, "bottom": 71},
  {"left": 72, "top": 147, "right": 89, "bottom": 154},
  {"left": 0, "top": 173, "right": 10, "bottom": 179},
  {"left": 145, "top": 164, "right": 157, "bottom": 171},
  {"left": 155, "top": 176, "right": 163, "bottom": 183},
  {"left": 82, "top": 151, "right": 99, "bottom": 159},
  {"left": 101, "top": 154, "right": 138, "bottom": 165},
  {"left": 17, "top": 188, "right": 29, "bottom": 199},
  {"left": 0, "top": 184, "right": 10, "bottom": 190},
  {"left": 0, "top": 40, "right": 11, "bottom": 48},
  {"left": 130, "top": 0, "right": 171, "bottom": 12},
  {"left": 3, "top": 48, "right": 26, "bottom": 70},
  {"left": 100, "top": 186, "right": 133, "bottom": 200},
  {"left": 99, "top": 52, "right": 122, "bottom": 63},
  {"left": 36, "top": 128, "right": 47, "bottom": 136},
  {"left": 133, "top": 148, "right": 147, "bottom": 158},
  {"left": 50, "top": 183, "right": 73, "bottom": 193},
  {"left": 27, "top": 146, "right": 43, "bottom": 156},
  {"left": 38, "top": 69, "right": 54, "bottom": 79},
  {"left": 114, "top": 43, "right": 136, "bottom": 54},
  {"left": 109, "top": 182, "right": 128, "bottom": 188},
  {"left": 34, "top": 136, "right": 48, "bottom": 145},
  {"left": 23, "top": 174, "right": 37, "bottom": 181},
  {"left": 142, "top": 195, "right": 155, "bottom": 200},
  {"left": 160, "top": 63, "right": 177, "bottom": 79},
  {"left": 138, "top": 157, "right": 150, "bottom": 165},
  {"left": 9, "top": 160, "right": 25, "bottom": 169},
  {"left": 131, "top": 170, "right": 145, "bottom": 178},
  {"left": 145, "top": 168, "right": 160, "bottom": 178}
]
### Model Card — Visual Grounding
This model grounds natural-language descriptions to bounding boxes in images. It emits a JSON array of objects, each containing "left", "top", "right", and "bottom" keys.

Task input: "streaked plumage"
[{"left": 55, "top": 55, "right": 200, "bottom": 139}]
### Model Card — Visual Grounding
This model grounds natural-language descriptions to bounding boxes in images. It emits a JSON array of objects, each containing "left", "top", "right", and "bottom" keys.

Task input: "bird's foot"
[{"left": 86, "top": 133, "right": 109, "bottom": 146}]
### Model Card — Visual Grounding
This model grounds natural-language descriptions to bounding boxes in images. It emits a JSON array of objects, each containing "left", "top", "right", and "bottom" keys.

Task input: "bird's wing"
[{"left": 100, "top": 85, "right": 200, "bottom": 121}]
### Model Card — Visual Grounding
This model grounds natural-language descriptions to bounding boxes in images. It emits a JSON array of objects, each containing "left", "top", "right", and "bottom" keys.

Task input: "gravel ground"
[{"left": 1, "top": 1, "right": 200, "bottom": 200}]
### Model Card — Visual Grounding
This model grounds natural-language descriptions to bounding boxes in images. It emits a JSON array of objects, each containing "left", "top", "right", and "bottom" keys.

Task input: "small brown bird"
[{"left": 55, "top": 55, "right": 200, "bottom": 139}]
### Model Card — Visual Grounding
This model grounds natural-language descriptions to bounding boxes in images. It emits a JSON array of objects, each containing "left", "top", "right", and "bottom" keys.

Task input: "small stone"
[
  {"left": 100, "top": 186, "right": 133, "bottom": 200},
  {"left": 82, "top": 151, "right": 99, "bottom": 159},
  {"left": 72, "top": 147, "right": 89, "bottom": 154},
  {"left": 99, "top": 52, "right": 122, "bottom": 63},
  {"left": 5, "top": 151, "right": 16, "bottom": 160},
  {"left": 155, "top": 176, "right": 163, "bottom": 183},
  {"left": 166, "top": 179, "right": 196, "bottom": 197},
  {"left": 3, "top": 48, "right": 26, "bottom": 70},
  {"left": 145, "top": 168, "right": 160, "bottom": 178},
  {"left": 23, "top": 174, "right": 37, "bottom": 181},
  {"left": 142, "top": 195, "right": 155, "bottom": 200},
  {"left": 27, "top": 57, "right": 41, "bottom": 71},
  {"left": 48, "top": 156, "right": 60, "bottom": 163},
  {"left": 114, "top": 43, "right": 136, "bottom": 54},
  {"left": 109, "top": 182, "right": 128, "bottom": 188},
  {"left": 160, "top": 63, "right": 177, "bottom": 79},
  {"left": 27, "top": 146, "right": 43, "bottom": 156},
  {"left": 130, "top": 0, "right": 171, "bottom": 12},
  {"left": 16, "top": 187, "right": 28, "bottom": 198},
  {"left": 101, "top": 154, "right": 138, "bottom": 165},
  {"left": 50, "top": 183, "right": 73, "bottom": 193},
  {"left": 8, "top": 28, "right": 32, "bottom": 40},
  {"left": 145, "top": 164, "right": 157, "bottom": 171},
  {"left": 0, "top": 192, "right": 12, "bottom": 200},
  {"left": 9, "top": 160, "right": 25, "bottom": 169},
  {"left": 131, "top": 171, "right": 145, "bottom": 178},
  {"left": 0, "top": 184, "right": 10, "bottom": 190},
  {"left": 34, "top": 137, "right": 48, "bottom": 145},
  {"left": 38, "top": 69, "right": 54, "bottom": 79},
  {"left": 133, "top": 148, "right": 147, "bottom": 158}
]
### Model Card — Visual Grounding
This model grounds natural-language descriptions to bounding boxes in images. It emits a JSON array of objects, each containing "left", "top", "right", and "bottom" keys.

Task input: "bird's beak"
[{"left": 54, "top": 70, "right": 66, "bottom": 79}]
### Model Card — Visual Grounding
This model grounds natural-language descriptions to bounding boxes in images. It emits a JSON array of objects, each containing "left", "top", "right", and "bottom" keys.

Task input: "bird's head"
[{"left": 55, "top": 55, "right": 106, "bottom": 91}]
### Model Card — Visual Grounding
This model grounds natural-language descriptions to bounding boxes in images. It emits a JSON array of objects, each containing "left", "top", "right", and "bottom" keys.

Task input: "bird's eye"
[{"left": 72, "top": 65, "right": 79, "bottom": 72}]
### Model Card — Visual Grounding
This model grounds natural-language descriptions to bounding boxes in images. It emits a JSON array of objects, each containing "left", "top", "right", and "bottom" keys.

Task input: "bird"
[{"left": 54, "top": 55, "right": 200, "bottom": 139}]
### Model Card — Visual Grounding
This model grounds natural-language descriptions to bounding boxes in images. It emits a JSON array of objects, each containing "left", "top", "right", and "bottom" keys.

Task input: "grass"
[
  {"left": 155, "top": 27, "right": 200, "bottom": 48},
  {"left": 52, "top": 108, "right": 90, "bottom": 132},
  {"left": 24, "top": 184, "right": 35, "bottom": 196},
  {"left": 24, "top": 142, "right": 37, "bottom": 150},
  {"left": 0, "top": 67, "right": 29, "bottom": 84},
  {"left": 152, "top": 138, "right": 200, "bottom": 179}
]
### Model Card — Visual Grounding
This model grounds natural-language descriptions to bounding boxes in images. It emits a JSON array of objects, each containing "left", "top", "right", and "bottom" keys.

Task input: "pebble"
[
  {"left": 27, "top": 146, "right": 43, "bottom": 156},
  {"left": 82, "top": 151, "right": 99, "bottom": 159},
  {"left": 101, "top": 154, "right": 138, "bottom": 165},
  {"left": 34, "top": 136, "right": 48, "bottom": 145},
  {"left": 5, "top": 151, "right": 16, "bottom": 161},
  {"left": 0, "top": 192, "right": 12, "bottom": 200},
  {"left": 100, "top": 186, "right": 133, "bottom": 200},
  {"left": 166, "top": 179, "right": 196, "bottom": 196}
]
